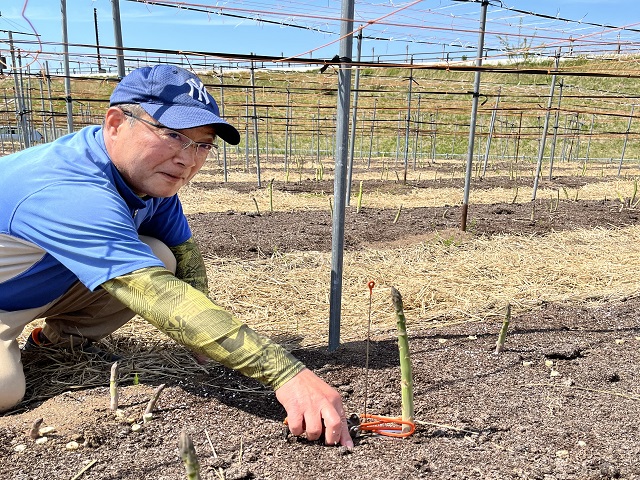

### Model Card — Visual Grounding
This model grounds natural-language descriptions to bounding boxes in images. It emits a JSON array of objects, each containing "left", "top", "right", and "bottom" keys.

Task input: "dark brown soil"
[
  {"left": 189, "top": 197, "right": 639, "bottom": 260},
  {"left": 3, "top": 178, "right": 640, "bottom": 480}
]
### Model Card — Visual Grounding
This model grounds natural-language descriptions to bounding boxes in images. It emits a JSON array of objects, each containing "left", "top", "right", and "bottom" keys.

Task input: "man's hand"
[{"left": 276, "top": 368, "right": 354, "bottom": 449}]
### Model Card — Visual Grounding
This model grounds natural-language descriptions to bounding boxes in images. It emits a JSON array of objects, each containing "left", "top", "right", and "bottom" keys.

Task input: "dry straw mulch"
[
  {"left": 18, "top": 330, "right": 218, "bottom": 411},
  {"left": 195, "top": 225, "right": 640, "bottom": 347}
]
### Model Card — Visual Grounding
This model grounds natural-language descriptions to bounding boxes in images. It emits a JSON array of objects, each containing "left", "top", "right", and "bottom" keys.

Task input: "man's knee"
[
  {"left": 0, "top": 375, "right": 25, "bottom": 412},
  {"left": 0, "top": 343, "right": 26, "bottom": 412},
  {"left": 139, "top": 236, "right": 177, "bottom": 273}
]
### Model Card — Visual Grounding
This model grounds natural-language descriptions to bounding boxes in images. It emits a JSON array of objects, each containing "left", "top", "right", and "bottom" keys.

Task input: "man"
[{"left": 0, "top": 65, "right": 353, "bottom": 448}]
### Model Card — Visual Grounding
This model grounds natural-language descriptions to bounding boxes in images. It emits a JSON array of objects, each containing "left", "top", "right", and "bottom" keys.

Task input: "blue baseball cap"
[{"left": 110, "top": 65, "right": 240, "bottom": 145}]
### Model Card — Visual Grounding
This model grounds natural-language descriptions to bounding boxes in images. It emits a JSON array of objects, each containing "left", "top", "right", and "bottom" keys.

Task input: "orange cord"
[{"left": 358, "top": 414, "right": 416, "bottom": 438}]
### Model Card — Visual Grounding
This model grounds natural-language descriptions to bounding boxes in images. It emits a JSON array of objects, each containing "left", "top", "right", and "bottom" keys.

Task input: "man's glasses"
[{"left": 121, "top": 109, "right": 217, "bottom": 158}]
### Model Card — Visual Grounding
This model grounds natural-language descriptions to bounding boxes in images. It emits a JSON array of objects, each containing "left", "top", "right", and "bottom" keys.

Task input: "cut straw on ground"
[{"left": 194, "top": 224, "right": 640, "bottom": 346}]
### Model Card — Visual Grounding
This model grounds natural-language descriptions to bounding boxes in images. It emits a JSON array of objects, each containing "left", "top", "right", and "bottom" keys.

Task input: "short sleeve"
[{"left": 10, "top": 182, "right": 164, "bottom": 291}]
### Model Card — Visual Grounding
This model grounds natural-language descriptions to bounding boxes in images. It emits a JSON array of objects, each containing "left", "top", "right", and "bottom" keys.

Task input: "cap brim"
[
  {"left": 211, "top": 123, "right": 241, "bottom": 146},
  {"left": 141, "top": 103, "right": 241, "bottom": 145}
]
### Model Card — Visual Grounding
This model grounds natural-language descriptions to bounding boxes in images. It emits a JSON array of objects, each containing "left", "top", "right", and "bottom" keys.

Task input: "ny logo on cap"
[{"left": 186, "top": 78, "right": 210, "bottom": 105}]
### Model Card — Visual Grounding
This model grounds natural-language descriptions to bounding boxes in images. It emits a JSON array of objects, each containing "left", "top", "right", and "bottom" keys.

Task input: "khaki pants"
[{"left": 0, "top": 236, "right": 176, "bottom": 412}]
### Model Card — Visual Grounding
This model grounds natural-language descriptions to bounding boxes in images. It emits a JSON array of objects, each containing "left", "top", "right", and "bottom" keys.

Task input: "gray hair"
[{"left": 117, "top": 103, "right": 146, "bottom": 126}]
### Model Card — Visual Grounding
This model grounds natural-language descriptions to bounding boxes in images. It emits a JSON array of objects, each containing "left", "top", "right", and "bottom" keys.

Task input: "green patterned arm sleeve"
[
  {"left": 101, "top": 266, "right": 305, "bottom": 390},
  {"left": 168, "top": 237, "right": 209, "bottom": 296}
]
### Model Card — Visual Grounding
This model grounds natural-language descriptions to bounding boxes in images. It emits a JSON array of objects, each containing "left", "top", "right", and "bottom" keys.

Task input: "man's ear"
[{"left": 103, "top": 107, "right": 127, "bottom": 138}]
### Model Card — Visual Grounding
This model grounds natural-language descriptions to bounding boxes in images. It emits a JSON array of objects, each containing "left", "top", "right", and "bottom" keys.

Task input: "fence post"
[
  {"left": 328, "top": 0, "right": 355, "bottom": 352},
  {"left": 461, "top": 0, "right": 489, "bottom": 231},
  {"left": 346, "top": 28, "right": 363, "bottom": 205},
  {"left": 532, "top": 51, "right": 560, "bottom": 200},
  {"left": 250, "top": 58, "right": 261, "bottom": 187},
  {"left": 617, "top": 105, "right": 635, "bottom": 176}
]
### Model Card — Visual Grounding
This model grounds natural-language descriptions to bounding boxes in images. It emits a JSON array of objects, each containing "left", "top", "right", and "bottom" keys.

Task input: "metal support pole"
[
  {"left": 1, "top": 92, "right": 8, "bottom": 154},
  {"left": 244, "top": 89, "right": 250, "bottom": 171},
  {"left": 111, "top": 0, "right": 126, "bottom": 78},
  {"left": 45, "top": 62, "right": 58, "bottom": 139},
  {"left": 250, "top": 59, "right": 261, "bottom": 187},
  {"left": 451, "top": 124, "right": 457, "bottom": 157},
  {"left": 585, "top": 114, "right": 595, "bottom": 163},
  {"left": 315, "top": 104, "right": 320, "bottom": 163},
  {"left": 93, "top": 8, "right": 105, "bottom": 72},
  {"left": 548, "top": 79, "right": 564, "bottom": 179},
  {"left": 573, "top": 114, "right": 582, "bottom": 162},
  {"left": 560, "top": 115, "right": 569, "bottom": 162},
  {"left": 346, "top": 28, "right": 363, "bottom": 205},
  {"left": 23, "top": 64, "right": 32, "bottom": 129},
  {"left": 481, "top": 88, "right": 500, "bottom": 177},
  {"left": 431, "top": 109, "right": 438, "bottom": 163},
  {"left": 412, "top": 95, "right": 420, "bottom": 170},
  {"left": 403, "top": 58, "right": 413, "bottom": 184},
  {"left": 617, "top": 105, "right": 635, "bottom": 176},
  {"left": 395, "top": 113, "right": 401, "bottom": 165},
  {"left": 218, "top": 67, "right": 228, "bottom": 182},
  {"left": 460, "top": 0, "right": 488, "bottom": 231},
  {"left": 8, "top": 32, "right": 30, "bottom": 148},
  {"left": 265, "top": 105, "right": 270, "bottom": 163},
  {"left": 328, "top": 0, "right": 355, "bottom": 352},
  {"left": 514, "top": 112, "right": 523, "bottom": 166},
  {"left": 284, "top": 89, "right": 290, "bottom": 174},
  {"left": 368, "top": 98, "right": 377, "bottom": 169},
  {"left": 532, "top": 51, "right": 560, "bottom": 200},
  {"left": 61, "top": 0, "right": 74, "bottom": 133},
  {"left": 38, "top": 74, "right": 47, "bottom": 142}
]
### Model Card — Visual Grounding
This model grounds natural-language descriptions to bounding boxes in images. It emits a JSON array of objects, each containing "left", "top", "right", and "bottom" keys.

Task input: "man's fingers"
[
  {"left": 324, "top": 415, "right": 353, "bottom": 449},
  {"left": 339, "top": 416, "right": 354, "bottom": 448},
  {"left": 287, "top": 410, "right": 353, "bottom": 448},
  {"left": 322, "top": 409, "right": 354, "bottom": 449},
  {"left": 284, "top": 414, "right": 305, "bottom": 437},
  {"left": 303, "top": 414, "right": 324, "bottom": 441},
  {"left": 275, "top": 368, "right": 353, "bottom": 448}
]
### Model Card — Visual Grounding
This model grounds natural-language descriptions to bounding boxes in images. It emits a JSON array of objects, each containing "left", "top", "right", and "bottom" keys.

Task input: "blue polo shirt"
[{"left": 0, "top": 126, "right": 191, "bottom": 311}]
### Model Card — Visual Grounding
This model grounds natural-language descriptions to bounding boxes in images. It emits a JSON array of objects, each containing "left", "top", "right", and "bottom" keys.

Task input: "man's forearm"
[
  {"left": 101, "top": 267, "right": 304, "bottom": 389},
  {"left": 168, "top": 237, "right": 209, "bottom": 295}
]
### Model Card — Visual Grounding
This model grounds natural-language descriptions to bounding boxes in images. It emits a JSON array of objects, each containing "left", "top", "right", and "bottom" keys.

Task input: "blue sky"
[{"left": 2, "top": 0, "right": 638, "bottom": 69}]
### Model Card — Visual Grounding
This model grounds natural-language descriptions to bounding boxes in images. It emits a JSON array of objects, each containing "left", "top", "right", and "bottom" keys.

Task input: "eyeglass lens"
[
  {"left": 155, "top": 128, "right": 216, "bottom": 158},
  {"left": 122, "top": 110, "right": 216, "bottom": 157}
]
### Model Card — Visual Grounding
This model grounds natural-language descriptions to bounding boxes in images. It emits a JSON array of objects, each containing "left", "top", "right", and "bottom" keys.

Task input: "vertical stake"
[
  {"left": 461, "top": 0, "right": 489, "bottom": 231},
  {"left": 363, "top": 281, "right": 375, "bottom": 421}
]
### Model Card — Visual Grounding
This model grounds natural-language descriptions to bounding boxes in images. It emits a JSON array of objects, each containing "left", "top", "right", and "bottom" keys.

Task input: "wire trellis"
[{"left": 1, "top": 1, "right": 639, "bottom": 180}]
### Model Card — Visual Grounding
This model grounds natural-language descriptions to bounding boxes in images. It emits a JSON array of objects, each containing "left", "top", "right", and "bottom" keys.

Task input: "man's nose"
[{"left": 176, "top": 144, "right": 198, "bottom": 166}]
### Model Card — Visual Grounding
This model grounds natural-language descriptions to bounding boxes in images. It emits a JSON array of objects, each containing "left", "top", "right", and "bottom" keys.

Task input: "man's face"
[{"left": 106, "top": 108, "right": 217, "bottom": 198}]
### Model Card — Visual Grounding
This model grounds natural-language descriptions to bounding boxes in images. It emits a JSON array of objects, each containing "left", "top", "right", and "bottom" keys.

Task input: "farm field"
[
  {"left": 4, "top": 0, "right": 640, "bottom": 474},
  {"left": 2, "top": 152, "right": 640, "bottom": 479}
]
